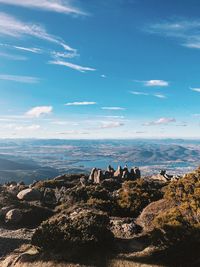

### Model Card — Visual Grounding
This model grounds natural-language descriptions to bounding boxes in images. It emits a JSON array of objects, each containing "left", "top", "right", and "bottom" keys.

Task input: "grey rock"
[
  {"left": 94, "top": 169, "right": 103, "bottom": 184},
  {"left": 114, "top": 166, "right": 123, "bottom": 178},
  {"left": 5, "top": 209, "right": 22, "bottom": 224},
  {"left": 0, "top": 206, "right": 14, "bottom": 218},
  {"left": 17, "top": 188, "right": 41, "bottom": 201}
]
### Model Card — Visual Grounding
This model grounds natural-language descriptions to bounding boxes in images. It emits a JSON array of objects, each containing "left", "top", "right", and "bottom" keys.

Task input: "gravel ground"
[{"left": 0, "top": 227, "right": 34, "bottom": 258}]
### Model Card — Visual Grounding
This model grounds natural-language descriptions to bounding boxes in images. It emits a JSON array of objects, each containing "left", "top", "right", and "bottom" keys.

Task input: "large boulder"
[
  {"left": 17, "top": 188, "right": 41, "bottom": 201},
  {"left": 5, "top": 209, "right": 22, "bottom": 224},
  {"left": 136, "top": 199, "right": 175, "bottom": 232},
  {"left": 20, "top": 205, "right": 54, "bottom": 227}
]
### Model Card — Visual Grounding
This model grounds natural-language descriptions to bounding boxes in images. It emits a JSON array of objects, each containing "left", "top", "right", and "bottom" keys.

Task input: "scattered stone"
[
  {"left": 0, "top": 206, "right": 14, "bottom": 219},
  {"left": 111, "top": 217, "right": 142, "bottom": 238},
  {"left": 5, "top": 209, "right": 22, "bottom": 224}
]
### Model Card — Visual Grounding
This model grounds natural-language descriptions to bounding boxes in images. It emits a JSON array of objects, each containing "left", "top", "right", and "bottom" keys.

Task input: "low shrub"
[
  {"left": 116, "top": 179, "right": 163, "bottom": 217},
  {"left": 32, "top": 208, "right": 114, "bottom": 256},
  {"left": 150, "top": 168, "right": 200, "bottom": 253}
]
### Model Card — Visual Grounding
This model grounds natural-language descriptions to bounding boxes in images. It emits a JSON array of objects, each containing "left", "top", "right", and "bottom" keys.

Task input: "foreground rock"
[{"left": 17, "top": 189, "right": 41, "bottom": 202}]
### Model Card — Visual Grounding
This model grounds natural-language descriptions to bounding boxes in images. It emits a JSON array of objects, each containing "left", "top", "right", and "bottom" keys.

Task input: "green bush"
[
  {"left": 62, "top": 184, "right": 111, "bottom": 206},
  {"left": 32, "top": 208, "right": 114, "bottom": 255},
  {"left": 151, "top": 168, "right": 200, "bottom": 247},
  {"left": 116, "top": 179, "right": 163, "bottom": 217}
]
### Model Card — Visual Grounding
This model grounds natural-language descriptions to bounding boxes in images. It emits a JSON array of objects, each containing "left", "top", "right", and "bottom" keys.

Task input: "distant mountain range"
[{"left": 0, "top": 139, "right": 200, "bottom": 183}]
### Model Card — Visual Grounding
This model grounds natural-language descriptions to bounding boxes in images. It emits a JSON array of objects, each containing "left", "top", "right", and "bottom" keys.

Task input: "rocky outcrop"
[
  {"left": 89, "top": 168, "right": 103, "bottom": 184},
  {"left": 151, "top": 174, "right": 168, "bottom": 183},
  {"left": 114, "top": 166, "right": 123, "bottom": 178}
]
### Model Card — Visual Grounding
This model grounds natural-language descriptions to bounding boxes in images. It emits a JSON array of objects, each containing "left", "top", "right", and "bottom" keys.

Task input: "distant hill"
[
  {"left": 0, "top": 154, "right": 59, "bottom": 184},
  {"left": 0, "top": 157, "right": 37, "bottom": 171}
]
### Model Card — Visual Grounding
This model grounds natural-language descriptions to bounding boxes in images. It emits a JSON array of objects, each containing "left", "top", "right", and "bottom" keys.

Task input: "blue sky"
[{"left": 0, "top": 0, "right": 200, "bottom": 139}]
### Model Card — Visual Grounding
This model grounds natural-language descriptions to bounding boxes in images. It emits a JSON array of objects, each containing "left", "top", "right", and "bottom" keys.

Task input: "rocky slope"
[{"left": 0, "top": 166, "right": 199, "bottom": 267}]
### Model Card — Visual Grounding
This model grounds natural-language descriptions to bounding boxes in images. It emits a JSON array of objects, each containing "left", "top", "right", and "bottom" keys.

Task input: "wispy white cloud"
[
  {"left": 27, "top": 124, "right": 41, "bottom": 130},
  {"left": 130, "top": 91, "right": 166, "bottom": 99},
  {"left": 0, "top": 12, "right": 76, "bottom": 52},
  {"left": 176, "top": 122, "right": 188, "bottom": 127},
  {"left": 0, "top": 0, "right": 87, "bottom": 16},
  {"left": 59, "top": 130, "right": 89, "bottom": 135},
  {"left": 1, "top": 123, "right": 41, "bottom": 131},
  {"left": 25, "top": 106, "right": 53, "bottom": 118},
  {"left": 144, "top": 80, "right": 169, "bottom": 87},
  {"left": 65, "top": 101, "right": 97, "bottom": 106},
  {"left": 0, "top": 115, "right": 27, "bottom": 122},
  {"left": 0, "top": 52, "right": 27, "bottom": 61},
  {"left": 146, "top": 19, "right": 200, "bottom": 49},
  {"left": 134, "top": 79, "right": 169, "bottom": 87},
  {"left": 144, "top": 117, "right": 176, "bottom": 126},
  {"left": 51, "top": 120, "right": 79, "bottom": 126},
  {"left": 14, "top": 45, "right": 42, "bottom": 54},
  {"left": 51, "top": 51, "right": 78, "bottom": 59},
  {"left": 0, "top": 74, "right": 40, "bottom": 83},
  {"left": 154, "top": 93, "right": 167, "bottom": 99},
  {"left": 101, "top": 107, "right": 126, "bottom": 111},
  {"left": 0, "top": 43, "right": 42, "bottom": 54},
  {"left": 49, "top": 60, "right": 96, "bottom": 72},
  {"left": 130, "top": 91, "right": 149, "bottom": 96},
  {"left": 102, "top": 115, "right": 125, "bottom": 119},
  {"left": 134, "top": 131, "right": 147, "bottom": 134},
  {"left": 0, "top": 43, "right": 41, "bottom": 53},
  {"left": 99, "top": 121, "right": 125, "bottom": 129},
  {"left": 184, "top": 43, "right": 200, "bottom": 49},
  {"left": 15, "top": 124, "right": 41, "bottom": 131},
  {"left": 190, "top": 87, "right": 200, "bottom": 93}
]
